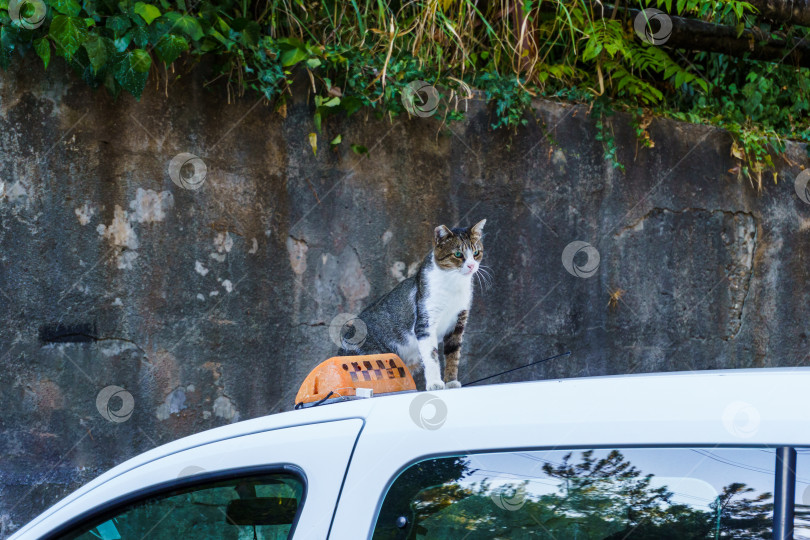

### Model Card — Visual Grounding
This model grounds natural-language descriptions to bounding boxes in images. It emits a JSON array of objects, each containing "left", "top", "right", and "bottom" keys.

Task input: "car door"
[
  {"left": 327, "top": 370, "right": 810, "bottom": 538},
  {"left": 12, "top": 419, "right": 363, "bottom": 540}
]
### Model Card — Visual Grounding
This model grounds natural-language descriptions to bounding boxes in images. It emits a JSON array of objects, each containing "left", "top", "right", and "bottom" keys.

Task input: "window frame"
[
  {"left": 41, "top": 463, "right": 307, "bottom": 540},
  {"left": 369, "top": 444, "right": 791, "bottom": 538}
]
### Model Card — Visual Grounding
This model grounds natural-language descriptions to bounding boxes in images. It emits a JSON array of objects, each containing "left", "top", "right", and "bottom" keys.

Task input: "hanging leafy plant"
[{"left": 0, "top": 0, "right": 807, "bottom": 188}]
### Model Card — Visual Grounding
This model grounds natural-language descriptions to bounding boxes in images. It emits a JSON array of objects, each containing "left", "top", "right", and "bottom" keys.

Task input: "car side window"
[
  {"left": 59, "top": 471, "right": 304, "bottom": 540},
  {"left": 372, "top": 448, "right": 775, "bottom": 539}
]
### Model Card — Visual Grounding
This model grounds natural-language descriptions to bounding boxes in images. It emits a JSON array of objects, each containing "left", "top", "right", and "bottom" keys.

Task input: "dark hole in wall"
[{"left": 39, "top": 322, "right": 97, "bottom": 343}]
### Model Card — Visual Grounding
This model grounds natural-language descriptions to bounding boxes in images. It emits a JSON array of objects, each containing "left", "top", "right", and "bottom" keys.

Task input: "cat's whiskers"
[
  {"left": 476, "top": 265, "right": 493, "bottom": 290},
  {"left": 473, "top": 269, "right": 491, "bottom": 292}
]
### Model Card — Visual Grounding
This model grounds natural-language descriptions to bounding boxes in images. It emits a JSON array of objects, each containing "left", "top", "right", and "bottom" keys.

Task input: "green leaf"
[
  {"left": 130, "top": 48, "right": 151, "bottom": 72},
  {"left": 351, "top": 144, "right": 368, "bottom": 155},
  {"left": 207, "top": 28, "right": 230, "bottom": 48},
  {"left": 82, "top": 36, "right": 107, "bottom": 72},
  {"left": 166, "top": 13, "right": 203, "bottom": 40},
  {"left": 582, "top": 40, "right": 601, "bottom": 62},
  {"left": 155, "top": 34, "right": 187, "bottom": 64},
  {"left": 106, "top": 15, "right": 131, "bottom": 38},
  {"left": 103, "top": 69, "right": 120, "bottom": 99},
  {"left": 281, "top": 47, "right": 307, "bottom": 67},
  {"left": 49, "top": 15, "right": 88, "bottom": 58},
  {"left": 131, "top": 26, "right": 148, "bottom": 47},
  {"left": 48, "top": 0, "right": 81, "bottom": 17},
  {"left": 0, "top": 27, "right": 16, "bottom": 70},
  {"left": 0, "top": 25, "right": 15, "bottom": 49},
  {"left": 276, "top": 36, "right": 305, "bottom": 49},
  {"left": 134, "top": 2, "right": 161, "bottom": 24},
  {"left": 114, "top": 33, "right": 132, "bottom": 52},
  {"left": 239, "top": 20, "right": 260, "bottom": 47},
  {"left": 114, "top": 50, "right": 149, "bottom": 97},
  {"left": 330, "top": 134, "right": 341, "bottom": 145},
  {"left": 214, "top": 15, "right": 230, "bottom": 34},
  {"left": 33, "top": 37, "right": 50, "bottom": 68},
  {"left": 199, "top": 37, "right": 219, "bottom": 52},
  {"left": 228, "top": 16, "right": 247, "bottom": 31},
  {"left": 341, "top": 96, "right": 363, "bottom": 116}
]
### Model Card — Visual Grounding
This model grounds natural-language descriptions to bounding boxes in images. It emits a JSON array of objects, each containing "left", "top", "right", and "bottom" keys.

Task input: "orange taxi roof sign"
[{"left": 295, "top": 354, "right": 416, "bottom": 408}]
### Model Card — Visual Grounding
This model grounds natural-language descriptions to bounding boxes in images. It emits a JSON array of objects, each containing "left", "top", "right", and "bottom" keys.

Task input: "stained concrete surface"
[{"left": 1, "top": 56, "right": 809, "bottom": 535}]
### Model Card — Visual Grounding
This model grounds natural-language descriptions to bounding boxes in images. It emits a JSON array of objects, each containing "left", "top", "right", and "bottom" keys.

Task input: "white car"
[{"left": 8, "top": 367, "right": 810, "bottom": 539}]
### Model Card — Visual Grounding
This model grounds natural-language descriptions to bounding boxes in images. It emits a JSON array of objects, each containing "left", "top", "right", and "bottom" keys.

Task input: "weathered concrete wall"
[{"left": 1, "top": 55, "right": 809, "bottom": 536}]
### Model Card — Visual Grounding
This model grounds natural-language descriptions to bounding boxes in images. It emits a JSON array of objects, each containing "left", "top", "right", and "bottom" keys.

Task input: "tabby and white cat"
[{"left": 339, "top": 220, "right": 486, "bottom": 390}]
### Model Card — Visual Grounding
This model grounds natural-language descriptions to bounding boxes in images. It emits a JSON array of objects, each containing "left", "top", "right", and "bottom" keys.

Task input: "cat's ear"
[
  {"left": 434, "top": 225, "right": 453, "bottom": 245},
  {"left": 471, "top": 219, "right": 487, "bottom": 239}
]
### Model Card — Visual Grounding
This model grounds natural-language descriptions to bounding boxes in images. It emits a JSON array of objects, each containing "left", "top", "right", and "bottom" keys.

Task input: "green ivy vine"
[{"left": 0, "top": 0, "right": 808, "bottom": 188}]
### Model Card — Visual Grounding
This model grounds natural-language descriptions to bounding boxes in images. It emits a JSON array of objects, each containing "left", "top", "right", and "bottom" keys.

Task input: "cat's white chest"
[{"left": 425, "top": 265, "right": 473, "bottom": 337}]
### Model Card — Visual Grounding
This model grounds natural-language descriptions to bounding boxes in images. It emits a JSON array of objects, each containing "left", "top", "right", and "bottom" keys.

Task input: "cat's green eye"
[
  {"left": 454, "top": 251, "right": 463, "bottom": 258},
  {"left": 474, "top": 250, "right": 480, "bottom": 257}
]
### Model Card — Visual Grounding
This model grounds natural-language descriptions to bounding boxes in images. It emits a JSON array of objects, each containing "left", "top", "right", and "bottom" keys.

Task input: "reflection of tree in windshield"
[
  {"left": 372, "top": 450, "right": 773, "bottom": 539},
  {"left": 795, "top": 500, "right": 810, "bottom": 539}
]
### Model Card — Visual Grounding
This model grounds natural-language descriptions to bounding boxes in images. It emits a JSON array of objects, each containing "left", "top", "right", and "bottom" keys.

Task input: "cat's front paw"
[
  {"left": 426, "top": 380, "right": 446, "bottom": 391},
  {"left": 446, "top": 380, "right": 461, "bottom": 389}
]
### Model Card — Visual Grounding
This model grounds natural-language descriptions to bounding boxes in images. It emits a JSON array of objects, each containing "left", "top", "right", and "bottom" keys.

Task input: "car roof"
[
  {"left": 156, "top": 365, "right": 810, "bottom": 450},
  {"left": 16, "top": 366, "right": 810, "bottom": 538},
  {"left": 53, "top": 366, "right": 810, "bottom": 489}
]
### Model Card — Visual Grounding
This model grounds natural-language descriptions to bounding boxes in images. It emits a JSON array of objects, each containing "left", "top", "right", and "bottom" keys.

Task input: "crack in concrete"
[
  {"left": 615, "top": 206, "right": 756, "bottom": 236},
  {"left": 729, "top": 216, "right": 758, "bottom": 341}
]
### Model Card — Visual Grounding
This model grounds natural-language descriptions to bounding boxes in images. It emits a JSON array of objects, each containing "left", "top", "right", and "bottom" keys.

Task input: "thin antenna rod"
[{"left": 463, "top": 351, "right": 572, "bottom": 387}]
